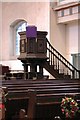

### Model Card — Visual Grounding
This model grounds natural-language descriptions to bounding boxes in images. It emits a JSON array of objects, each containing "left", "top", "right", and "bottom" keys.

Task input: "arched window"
[
  {"left": 16, "top": 22, "right": 27, "bottom": 55},
  {"left": 10, "top": 20, "right": 27, "bottom": 59}
]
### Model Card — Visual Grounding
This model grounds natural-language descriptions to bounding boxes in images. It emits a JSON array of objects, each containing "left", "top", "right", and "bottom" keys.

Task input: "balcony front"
[{"left": 54, "top": 1, "right": 80, "bottom": 23}]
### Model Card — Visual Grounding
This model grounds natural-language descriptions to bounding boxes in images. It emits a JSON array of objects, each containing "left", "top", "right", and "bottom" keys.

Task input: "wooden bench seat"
[
  {"left": 2, "top": 83, "right": 80, "bottom": 88},
  {"left": 5, "top": 81, "right": 79, "bottom": 91},
  {"left": 7, "top": 91, "right": 80, "bottom": 103},
  {"left": 2, "top": 80, "right": 80, "bottom": 91},
  {"left": 1, "top": 79, "right": 80, "bottom": 120},
  {"left": 6, "top": 90, "right": 80, "bottom": 120},
  {"left": 5, "top": 89, "right": 36, "bottom": 120},
  {"left": 2, "top": 79, "right": 80, "bottom": 84}
]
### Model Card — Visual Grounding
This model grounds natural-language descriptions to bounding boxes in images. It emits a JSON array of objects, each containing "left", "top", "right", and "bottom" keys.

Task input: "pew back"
[{"left": 1, "top": 79, "right": 80, "bottom": 120}]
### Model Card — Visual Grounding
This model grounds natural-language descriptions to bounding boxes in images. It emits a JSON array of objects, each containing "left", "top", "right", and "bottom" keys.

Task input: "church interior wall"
[
  {"left": 50, "top": 6, "right": 66, "bottom": 58},
  {"left": 1, "top": 2, "right": 49, "bottom": 71},
  {"left": 66, "top": 21, "right": 78, "bottom": 62},
  {"left": 0, "top": 3, "right": 2, "bottom": 62},
  {"left": 0, "top": 1, "right": 79, "bottom": 75},
  {"left": 50, "top": 2, "right": 79, "bottom": 65},
  {"left": 78, "top": 20, "right": 80, "bottom": 53}
]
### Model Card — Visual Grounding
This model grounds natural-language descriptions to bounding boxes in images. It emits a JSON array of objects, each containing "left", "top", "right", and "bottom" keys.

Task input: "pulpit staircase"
[{"left": 44, "top": 39, "right": 80, "bottom": 79}]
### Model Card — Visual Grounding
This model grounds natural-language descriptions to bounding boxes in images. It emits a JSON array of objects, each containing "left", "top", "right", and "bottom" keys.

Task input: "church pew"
[
  {"left": 2, "top": 79, "right": 80, "bottom": 100},
  {"left": 5, "top": 79, "right": 80, "bottom": 119},
  {"left": 6, "top": 91, "right": 80, "bottom": 104},
  {"left": 3, "top": 79, "right": 80, "bottom": 101},
  {"left": 2, "top": 79, "right": 80, "bottom": 93},
  {"left": 0, "top": 65, "right": 10, "bottom": 75},
  {"left": 5, "top": 89, "right": 36, "bottom": 120},
  {"left": 7, "top": 88, "right": 80, "bottom": 99},
  {"left": 2, "top": 78, "right": 80, "bottom": 84},
  {"left": 2, "top": 79, "right": 80, "bottom": 119},
  {"left": 5, "top": 90, "right": 80, "bottom": 120},
  {"left": 2, "top": 79, "right": 80, "bottom": 86},
  {"left": 2, "top": 78, "right": 79, "bottom": 82},
  {"left": 3, "top": 80, "right": 80, "bottom": 96},
  {"left": 2, "top": 79, "right": 80, "bottom": 92}
]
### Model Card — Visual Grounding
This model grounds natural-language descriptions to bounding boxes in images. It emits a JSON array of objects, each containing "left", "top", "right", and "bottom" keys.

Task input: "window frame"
[{"left": 10, "top": 20, "right": 27, "bottom": 60}]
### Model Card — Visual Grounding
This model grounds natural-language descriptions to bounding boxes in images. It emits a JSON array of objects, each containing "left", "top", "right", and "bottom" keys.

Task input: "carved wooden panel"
[
  {"left": 20, "top": 39, "right": 26, "bottom": 53},
  {"left": 27, "top": 38, "right": 36, "bottom": 53},
  {"left": 37, "top": 38, "right": 47, "bottom": 53}
]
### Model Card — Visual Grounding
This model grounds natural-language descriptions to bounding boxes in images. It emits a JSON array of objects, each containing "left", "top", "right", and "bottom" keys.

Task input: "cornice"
[{"left": 54, "top": 2, "right": 80, "bottom": 11}]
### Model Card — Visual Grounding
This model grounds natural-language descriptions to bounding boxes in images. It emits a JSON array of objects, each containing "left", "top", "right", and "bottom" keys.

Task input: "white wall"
[
  {"left": 50, "top": 6, "right": 66, "bottom": 57},
  {"left": 66, "top": 21, "right": 78, "bottom": 62},
  {"left": 1, "top": 2, "right": 50, "bottom": 70},
  {"left": 0, "top": 2, "right": 2, "bottom": 63},
  {"left": 78, "top": 20, "right": 80, "bottom": 53}
]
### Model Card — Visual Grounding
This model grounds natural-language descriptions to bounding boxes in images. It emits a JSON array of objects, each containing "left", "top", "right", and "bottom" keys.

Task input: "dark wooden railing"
[{"left": 46, "top": 39, "right": 80, "bottom": 79}]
